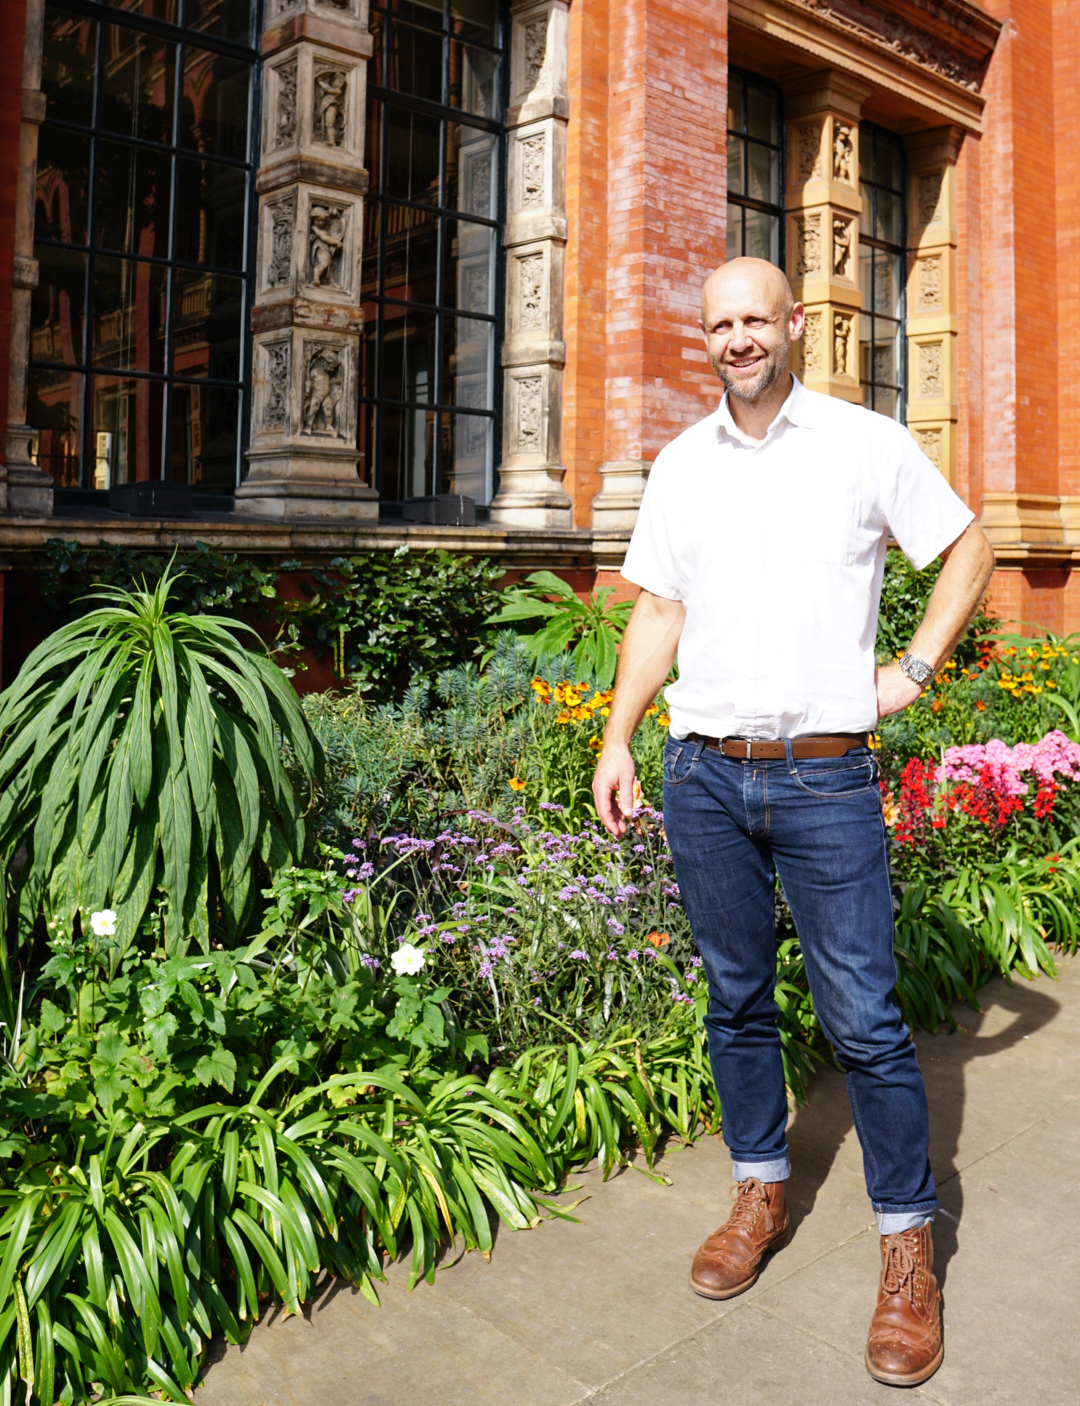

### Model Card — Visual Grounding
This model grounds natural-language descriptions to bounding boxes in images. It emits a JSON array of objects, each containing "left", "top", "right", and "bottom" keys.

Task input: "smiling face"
[{"left": 700, "top": 258, "right": 804, "bottom": 403}]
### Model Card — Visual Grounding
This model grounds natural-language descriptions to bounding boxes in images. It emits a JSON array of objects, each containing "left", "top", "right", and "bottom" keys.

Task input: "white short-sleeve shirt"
[{"left": 621, "top": 375, "right": 975, "bottom": 740}]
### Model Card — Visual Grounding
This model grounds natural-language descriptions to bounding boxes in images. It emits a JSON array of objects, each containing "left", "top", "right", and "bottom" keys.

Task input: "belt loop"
[{"left": 744, "top": 740, "right": 752, "bottom": 760}]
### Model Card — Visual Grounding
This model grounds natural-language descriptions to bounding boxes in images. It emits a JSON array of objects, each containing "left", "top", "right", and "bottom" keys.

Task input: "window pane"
[
  {"left": 185, "top": 0, "right": 252, "bottom": 44},
  {"left": 174, "top": 159, "right": 247, "bottom": 268},
  {"left": 743, "top": 208, "right": 779, "bottom": 264},
  {"left": 386, "top": 107, "right": 442, "bottom": 204},
  {"left": 727, "top": 81, "right": 741, "bottom": 135},
  {"left": 90, "top": 373, "right": 164, "bottom": 484},
  {"left": 381, "top": 203, "right": 440, "bottom": 304},
  {"left": 92, "top": 255, "right": 167, "bottom": 372},
  {"left": 31, "top": 245, "right": 87, "bottom": 363},
  {"left": 727, "top": 135, "right": 744, "bottom": 197},
  {"left": 387, "top": 22, "right": 444, "bottom": 102},
  {"left": 381, "top": 306, "right": 437, "bottom": 402},
  {"left": 745, "top": 83, "right": 777, "bottom": 144},
  {"left": 377, "top": 400, "right": 435, "bottom": 502},
  {"left": 874, "top": 135, "right": 902, "bottom": 193},
  {"left": 450, "top": 42, "right": 499, "bottom": 119},
  {"left": 441, "top": 315, "right": 494, "bottom": 410},
  {"left": 103, "top": 0, "right": 178, "bottom": 21},
  {"left": 27, "top": 367, "right": 83, "bottom": 488},
  {"left": 173, "top": 269, "right": 244, "bottom": 381},
  {"left": 36, "top": 127, "right": 92, "bottom": 245},
  {"left": 726, "top": 204, "right": 741, "bottom": 260},
  {"left": 391, "top": 1, "right": 444, "bottom": 34},
  {"left": 94, "top": 140, "right": 172, "bottom": 257},
  {"left": 446, "top": 412, "right": 491, "bottom": 501},
  {"left": 168, "top": 382, "right": 239, "bottom": 489},
  {"left": 747, "top": 141, "right": 778, "bottom": 205},
  {"left": 451, "top": 0, "right": 499, "bottom": 45},
  {"left": 42, "top": 7, "right": 97, "bottom": 127},
  {"left": 100, "top": 26, "right": 176, "bottom": 144},
  {"left": 361, "top": 200, "right": 381, "bottom": 302},
  {"left": 182, "top": 49, "right": 250, "bottom": 161},
  {"left": 444, "top": 219, "right": 496, "bottom": 312},
  {"left": 451, "top": 127, "right": 497, "bottom": 217},
  {"left": 875, "top": 189, "right": 902, "bottom": 246}
]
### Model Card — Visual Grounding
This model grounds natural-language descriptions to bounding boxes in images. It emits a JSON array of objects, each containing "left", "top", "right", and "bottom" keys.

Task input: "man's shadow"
[{"left": 781, "top": 972, "right": 1061, "bottom": 1288}]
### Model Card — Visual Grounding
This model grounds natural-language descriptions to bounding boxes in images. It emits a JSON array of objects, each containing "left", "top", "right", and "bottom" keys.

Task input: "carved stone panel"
[
  {"left": 794, "top": 213, "right": 822, "bottom": 277},
  {"left": 918, "top": 341, "right": 943, "bottom": 396},
  {"left": 797, "top": 121, "right": 823, "bottom": 182},
  {"left": 832, "top": 214, "right": 854, "bottom": 279},
  {"left": 919, "top": 255, "right": 943, "bottom": 309},
  {"left": 270, "top": 57, "right": 299, "bottom": 154},
  {"left": 517, "top": 252, "right": 544, "bottom": 330},
  {"left": 312, "top": 62, "right": 348, "bottom": 147},
  {"left": 513, "top": 374, "right": 543, "bottom": 453},
  {"left": 307, "top": 200, "right": 349, "bottom": 288},
  {"left": 915, "top": 426, "right": 943, "bottom": 468},
  {"left": 524, "top": 17, "right": 546, "bottom": 88},
  {"left": 301, "top": 341, "right": 347, "bottom": 437},
  {"left": 918, "top": 170, "right": 944, "bottom": 227},
  {"left": 833, "top": 312, "right": 853, "bottom": 377},
  {"left": 520, "top": 133, "right": 546, "bottom": 207},
  {"left": 802, "top": 311, "right": 823, "bottom": 373},
  {"left": 263, "top": 340, "right": 291, "bottom": 433},
  {"left": 833, "top": 123, "right": 855, "bottom": 184},
  {"left": 263, "top": 192, "right": 297, "bottom": 292}
]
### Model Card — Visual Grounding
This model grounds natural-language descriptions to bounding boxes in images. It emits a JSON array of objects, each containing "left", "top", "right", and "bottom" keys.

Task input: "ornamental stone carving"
[
  {"left": 521, "top": 134, "right": 545, "bottom": 206},
  {"left": 274, "top": 58, "right": 298, "bottom": 150},
  {"left": 832, "top": 215, "right": 853, "bottom": 279},
  {"left": 919, "top": 341, "right": 943, "bottom": 396},
  {"left": 802, "top": 311, "right": 823, "bottom": 372},
  {"left": 263, "top": 341, "right": 290, "bottom": 432},
  {"left": 794, "top": 213, "right": 822, "bottom": 276},
  {"left": 308, "top": 203, "right": 347, "bottom": 287},
  {"left": 919, "top": 255, "right": 943, "bottom": 309},
  {"left": 918, "top": 170, "right": 944, "bottom": 227},
  {"left": 795, "top": 0, "right": 982, "bottom": 91},
  {"left": 464, "top": 264, "right": 490, "bottom": 318},
  {"left": 514, "top": 375, "right": 543, "bottom": 451},
  {"left": 302, "top": 343, "right": 345, "bottom": 436},
  {"left": 524, "top": 17, "right": 546, "bottom": 88},
  {"left": 313, "top": 65, "right": 348, "bottom": 147},
  {"left": 833, "top": 123, "right": 854, "bottom": 183},
  {"left": 518, "top": 253, "right": 544, "bottom": 329},
  {"left": 833, "top": 312, "right": 852, "bottom": 376},
  {"left": 469, "top": 152, "right": 492, "bottom": 216},
  {"left": 797, "top": 121, "right": 823, "bottom": 181},
  {"left": 916, "top": 427, "right": 943, "bottom": 468},
  {"left": 266, "top": 194, "right": 296, "bottom": 288}
]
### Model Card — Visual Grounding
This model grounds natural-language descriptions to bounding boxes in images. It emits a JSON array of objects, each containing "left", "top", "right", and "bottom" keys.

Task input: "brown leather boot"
[
  {"left": 865, "top": 1222, "right": 943, "bottom": 1386},
  {"left": 689, "top": 1177, "right": 791, "bottom": 1300}
]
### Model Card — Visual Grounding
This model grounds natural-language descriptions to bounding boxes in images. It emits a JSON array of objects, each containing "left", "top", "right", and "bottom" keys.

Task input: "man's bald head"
[{"left": 699, "top": 257, "right": 803, "bottom": 405}]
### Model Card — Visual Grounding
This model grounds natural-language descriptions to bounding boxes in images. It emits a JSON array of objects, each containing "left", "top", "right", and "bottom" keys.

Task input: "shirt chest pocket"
[{"left": 766, "top": 465, "right": 860, "bottom": 567}]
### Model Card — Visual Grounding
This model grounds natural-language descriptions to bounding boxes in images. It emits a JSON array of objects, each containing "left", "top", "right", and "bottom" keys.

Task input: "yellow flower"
[
  {"left": 508, "top": 777, "right": 526, "bottom": 791},
  {"left": 881, "top": 794, "right": 898, "bottom": 827},
  {"left": 645, "top": 704, "right": 659, "bottom": 717},
  {"left": 599, "top": 706, "right": 611, "bottom": 717},
  {"left": 1040, "top": 662, "right": 1051, "bottom": 671},
  {"left": 588, "top": 736, "right": 603, "bottom": 751},
  {"left": 556, "top": 710, "right": 571, "bottom": 725},
  {"left": 943, "top": 659, "right": 957, "bottom": 670},
  {"left": 657, "top": 713, "right": 671, "bottom": 726}
]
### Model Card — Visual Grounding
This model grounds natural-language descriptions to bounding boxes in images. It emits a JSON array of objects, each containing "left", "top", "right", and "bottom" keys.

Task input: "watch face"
[{"left": 902, "top": 655, "right": 933, "bottom": 686}]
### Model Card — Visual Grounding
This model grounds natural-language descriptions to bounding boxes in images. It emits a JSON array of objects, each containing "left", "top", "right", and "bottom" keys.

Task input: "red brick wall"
[
  {"left": 0, "top": 0, "right": 28, "bottom": 467},
  {"left": 1053, "top": 0, "right": 1080, "bottom": 501}
]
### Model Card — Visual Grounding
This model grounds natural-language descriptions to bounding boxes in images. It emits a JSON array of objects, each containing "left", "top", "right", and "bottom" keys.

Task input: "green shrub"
[
  {"left": 875, "top": 548, "right": 998, "bottom": 669},
  {"left": 488, "top": 571, "right": 634, "bottom": 687}
]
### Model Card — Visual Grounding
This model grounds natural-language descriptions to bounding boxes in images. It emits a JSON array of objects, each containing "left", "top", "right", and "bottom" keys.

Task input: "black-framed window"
[
  {"left": 28, "top": 0, "right": 259, "bottom": 494},
  {"left": 859, "top": 125, "right": 906, "bottom": 421},
  {"left": 726, "top": 69, "right": 783, "bottom": 268},
  {"left": 361, "top": 0, "right": 505, "bottom": 509}
]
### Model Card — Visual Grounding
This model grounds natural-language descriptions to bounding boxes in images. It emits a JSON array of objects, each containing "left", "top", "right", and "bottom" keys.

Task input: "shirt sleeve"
[
  {"left": 879, "top": 426, "right": 975, "bottom": 571},
  {"left": 620, "top": 457, "right": 684, "bottom": 600}
]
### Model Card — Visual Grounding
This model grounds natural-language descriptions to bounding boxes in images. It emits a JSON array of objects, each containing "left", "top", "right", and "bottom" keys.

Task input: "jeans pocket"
[
  {"left": 789, "top": 751, "right": 876, "bottom": 799},
  {"left": 663, "top": 737, "right": 703, "bottom": 787}
]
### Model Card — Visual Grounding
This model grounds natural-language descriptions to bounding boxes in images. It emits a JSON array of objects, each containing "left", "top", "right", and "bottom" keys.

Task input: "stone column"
[
  {"left": 4, "top": 0, "right": 53, "bottom": 516},
  {"left": 235, "top": 0, "right": 378, "bottom": 520},
  {"left": 904, "top": 127, "right": 962, "bottom": 487},
  {"left": 488, "top": 0, "right": 573, "bottom": 528},
  {"left": 782, "top": 71, "right": 869, "bottom": 405}
]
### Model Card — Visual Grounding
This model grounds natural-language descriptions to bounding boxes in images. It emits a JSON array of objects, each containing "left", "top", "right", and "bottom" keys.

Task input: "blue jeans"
[{"left": 662, "top": 736, "right": 936, "bottom": 1235}]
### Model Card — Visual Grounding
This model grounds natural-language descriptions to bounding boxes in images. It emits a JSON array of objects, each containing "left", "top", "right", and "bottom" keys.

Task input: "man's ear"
[{"left": 789, "top": 301, "right": 806, "bottom": 342}]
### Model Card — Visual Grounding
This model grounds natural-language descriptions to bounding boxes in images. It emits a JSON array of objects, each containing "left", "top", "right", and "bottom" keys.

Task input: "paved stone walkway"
[{"left": 198, "top": 958, "right": 1080, "bottom": 1406}]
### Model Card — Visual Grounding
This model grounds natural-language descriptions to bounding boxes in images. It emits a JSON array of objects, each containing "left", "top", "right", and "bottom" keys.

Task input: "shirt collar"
[{"left": 715, "top": 374, "right": 815, "bottom": 446}]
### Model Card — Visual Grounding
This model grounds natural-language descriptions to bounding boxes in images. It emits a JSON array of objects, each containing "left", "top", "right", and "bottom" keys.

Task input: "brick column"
[
  {"left": 3, "top": 0, "right": 53, "bottom": 516},
  {"left": 782, "top": 71, "right": 869, "bottom": 405},
  {"left": 235, "top": 0, "right": 378, "bottom": 521},
  {"left": 904, "top": 127, "right": 962, "bottom": 487},
  {"left": 489, "top": 0, "right": 573, "bottom": 528}
]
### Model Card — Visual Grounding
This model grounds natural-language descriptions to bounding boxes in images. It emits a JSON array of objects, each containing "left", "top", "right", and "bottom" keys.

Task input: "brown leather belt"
[{"left": 687, "top": 732, "right": 870, "bottom": 760}]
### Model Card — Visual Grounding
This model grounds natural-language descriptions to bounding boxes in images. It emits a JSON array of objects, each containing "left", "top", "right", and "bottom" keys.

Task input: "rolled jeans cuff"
[
  {"left": 877, "top": 1208, "right": 936, "bottom": 1235},
  {"left": 732, "top": 1155, "right": 790, "bottom": 1184}
]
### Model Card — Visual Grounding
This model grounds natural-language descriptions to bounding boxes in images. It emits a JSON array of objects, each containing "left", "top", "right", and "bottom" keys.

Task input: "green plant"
[
  {"left": 489, "top": 571, "right": 634, "bottom": 686},
  {"left": 0, "top": 569, "right": 322, "bottom": 1003},
  {"left": 875, "top": 549, "right": 998, "bottom": 669}
]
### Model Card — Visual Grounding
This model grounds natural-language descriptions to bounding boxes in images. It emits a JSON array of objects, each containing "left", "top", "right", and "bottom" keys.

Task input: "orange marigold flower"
[
  {"left": 657, "top": 714, "right": 671, "bottom": 726},
  {"left": 588, "top": 736, "right": 603, "bottom": 751},
  {"left": 932, "top": 698, "right": 944, "bottom": 713},
  {"left": 644, "top": 931, "right": 670, "bottom": 948},
  {"left": 644, "top": 704, "right": 659, "bottom": 717},
  {"left": 975, "top": 699, "right": 986, "bottom": 711},
  {"left": 508, "top": 777, "right": 526, "bottom": 791},
  {"left": 556, "top": 710, "right": 571, "bottom": 725}
]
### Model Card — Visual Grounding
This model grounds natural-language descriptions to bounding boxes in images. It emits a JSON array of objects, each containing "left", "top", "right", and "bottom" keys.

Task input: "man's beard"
[{"left": 711, "top": 337, "right": 790, "bottom": 402}]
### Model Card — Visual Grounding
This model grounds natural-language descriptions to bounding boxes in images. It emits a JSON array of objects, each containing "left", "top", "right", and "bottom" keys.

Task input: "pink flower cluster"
[{"left": 940, "top": 730, "right": 1080, "bottom": 798}]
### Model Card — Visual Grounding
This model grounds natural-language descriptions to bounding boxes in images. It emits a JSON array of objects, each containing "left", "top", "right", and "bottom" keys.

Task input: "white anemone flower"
[
  {"left": 89, "top": 909, "right": 117, "bottom": 938},
  {"left": 390, "top": 943, "right": 426, "bottom": 976}
]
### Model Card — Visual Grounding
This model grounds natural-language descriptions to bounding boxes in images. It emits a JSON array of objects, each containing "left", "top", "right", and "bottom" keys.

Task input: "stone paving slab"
[{"left": 198, "top": 958, "right": 1080, "bottom": 1406}]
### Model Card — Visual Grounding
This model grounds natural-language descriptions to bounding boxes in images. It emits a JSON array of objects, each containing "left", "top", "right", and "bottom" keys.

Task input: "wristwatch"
[{"left": 899, "top": 653, "right": 935, "bottom": 689}]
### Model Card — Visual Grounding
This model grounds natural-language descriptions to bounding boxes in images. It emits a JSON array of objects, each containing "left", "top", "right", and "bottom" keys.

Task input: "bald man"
[{"left": 594, "top": 258, "right": 994, "bottom": 1387}]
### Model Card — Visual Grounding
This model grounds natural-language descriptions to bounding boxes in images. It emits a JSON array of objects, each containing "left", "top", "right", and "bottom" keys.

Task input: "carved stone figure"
[
  {"left": 797, "top": 122, "right": 823, "bottom": 181},
  {"left": 833, "top": 313, "right": 852, "bottom": 376},
  {"left": 802, "top": 312, "right": 823, "bottom": 373},
  {"left": 833, "top": 123, "right": 854, "bottom": 183},
  {"left": 302, "top": 344, "right": 344, "bottom": 436},
  {"left": 918, "top": 171, "right": 943, "bottom": 227},
  {"left": 313, "top": 67, "right": 348, "bottom": 147},
  {"left": 518, "top": 253, "right": 544, "bottom": 330},
  {"left": 263, "top": 341, "right": 290, "bottom": 432},
  {"left": 916, "top": 427, "right": 943, "bottom": 468},
  {"left": 515, "top": 376, "right": 542, "bottom": 452},
  {"left": 832, "top": 216, "right": 853, "bottom": 278},
  {"left": 524, "top": 17, "right": 547, "bottom": 88},
  {"left": 266, "top": 194, "right": 295, "bottom": 288},
  {"left": 308, "top": 203, "right": 347, "bottom": 287},
  {"left": 799, "top": 0, "right": 981, "bottom": 90},
  {"left": 919, "top": 342, "right": 943, "bottom": 396},
  {"left": 521, "top": 134, "right": 545, "bottom": 206},
  {"left": 275, "top": 58, "right": 298, "bottom": 150},
  {"left": 919, "top": 255, "right": 943, "bottom": 309},
  {"left": 794, "top": 214, "right": 821, "bottom": 277}
]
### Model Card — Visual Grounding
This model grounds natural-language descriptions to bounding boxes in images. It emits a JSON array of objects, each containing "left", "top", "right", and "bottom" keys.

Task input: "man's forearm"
[
  {"left": 604, "top": 591, "right": 685, "bottom": 746},
  {"left": 908, "top": 522, "right": 996, "bottom": 670}
]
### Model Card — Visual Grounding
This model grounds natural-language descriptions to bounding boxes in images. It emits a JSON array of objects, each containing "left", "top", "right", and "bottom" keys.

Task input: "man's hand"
[
  {"left": 875, "top": 661, "right": 923, "bottom": 719},
  {"left": 593, "top": 740, "right": 639, "bottom": 837}
]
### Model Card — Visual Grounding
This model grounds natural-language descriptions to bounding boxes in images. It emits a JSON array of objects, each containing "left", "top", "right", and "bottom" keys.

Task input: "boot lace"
[
  {"left": 881, "top": 1233, "right": 917, "bottom": 1298},
  {"left": 726, "top": 1177, "right": 774, "bottom": 1235}
]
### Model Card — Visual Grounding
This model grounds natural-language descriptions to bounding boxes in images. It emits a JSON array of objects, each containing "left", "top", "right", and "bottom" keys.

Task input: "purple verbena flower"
[{"left": 569, "top": 950, "right": 587, "bottom": 961}]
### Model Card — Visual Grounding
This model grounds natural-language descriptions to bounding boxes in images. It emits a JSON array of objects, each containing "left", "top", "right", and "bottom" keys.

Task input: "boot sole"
[
  {"left": 864, "top": 1342, "right": 944, "bottom": 1387},
  {"left": 689, "top": 1223, "right": 793, "bottom": 1300}
]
